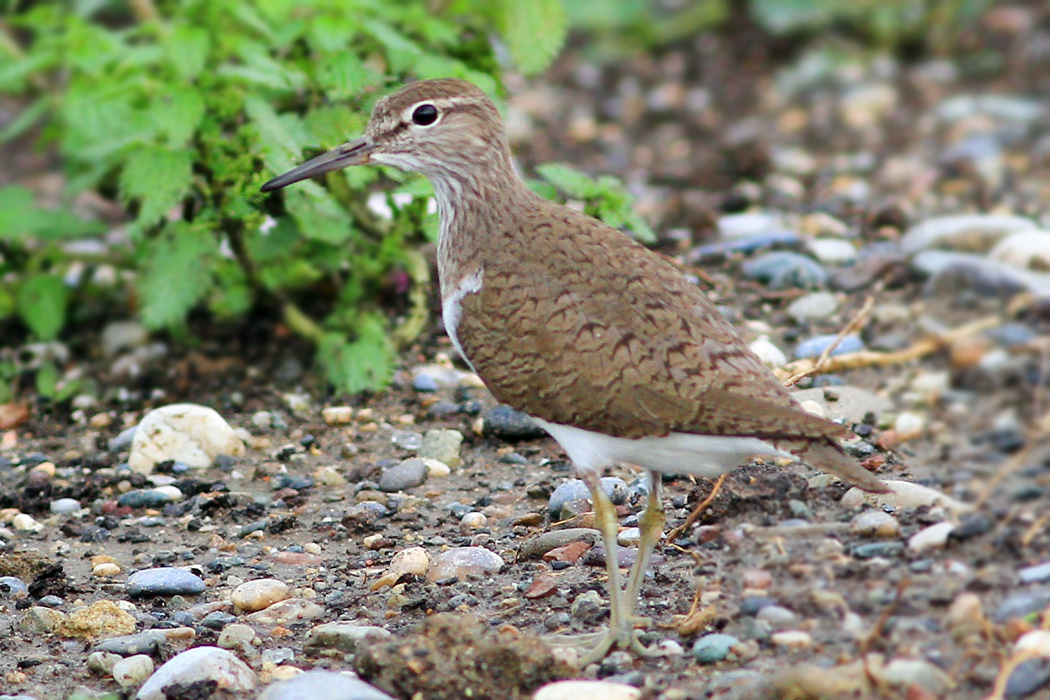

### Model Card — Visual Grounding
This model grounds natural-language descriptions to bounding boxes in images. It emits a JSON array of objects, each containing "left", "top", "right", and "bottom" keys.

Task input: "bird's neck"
[{"left": 431, "top": 147, "right": 535, "bottom": 298}]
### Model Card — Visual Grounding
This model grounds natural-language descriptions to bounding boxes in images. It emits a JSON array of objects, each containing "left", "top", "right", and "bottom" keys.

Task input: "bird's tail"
[{"left": 778, "top": 438, "right": 889, "bottom": 493}]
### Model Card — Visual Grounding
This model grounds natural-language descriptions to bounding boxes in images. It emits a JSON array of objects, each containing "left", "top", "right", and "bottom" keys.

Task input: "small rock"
[
  {"left": 112, "top": 654, "right": 154, "bottom": 688},
  {"left": 787, "top": 291, "right": 840, "bottom": 322},
  {"left": 850, "top": 510, "right": 901, "bottom": 538},
  {"left": 481, "top": 405, "right": 547, "bottom": 440},
  {"left": 853, "top": 541, "right": 905, "bottom": 559},
  {"left": 126, "top": 567, "right": 206, "bottom": 597},
  {"left": 371, "top": 547, "right": 431, "bottom": 590},
  {"left": 304, "top": 623, "right": 392, "bottom": 653},
  {"left": 94, "top": 630, "right": 169, "bottom": 657},
  {"left": 742, "top": 251, "right": 828, "bottom": 290},
  {"left": 87, "top": 650, "right": 123, "bottom": 675},
  {"left": 843, "top": 480, "right": 971, "bottom": 514},
  {"left": 757, "top": 605, "right": 798, "bottom": 630},
  {"left": 0, "top": 576, "right": 28, "bottom": 599},
  {"left": 548, "top": 477, "right": 628, "bottom": 518},
  {"left": 258, "top": 670, "right": 396, "bottom": 700},
  {"left": 390, "top": 429, "right": 423, "bottom": 450},
  {"left": 693, "top": 633, "right": 740, "bottom": 664},
  {"left": 49, "top": 498, "right": 81, "bottom": 514},
  {"left": 617, "top": 527, "right": 641, "bottom": 547},
  {"left": 807, "top": 238, "right": 857, "bottom": 266},
  {"left": 718, "top": 212, "right": 783, "bottom": 239},
  {"left": 420, "top": 429, "right": 463, "bottom": 467},
  {"left": 426, "top": 547, "right": 504, "bottom": 582},
  {"left": 92, "top": 562, "right": 121, "bottom": 578},
  {"left": 11, "top": 513, "right": 41, "bottom": 532},
  {"left": 770, "top": 630, "right": 811, "bottom": 648},
  {"left": 749, "top": 336, "right": 787, "bottom": 368},
  {"left": 533, "top": 680, "right": 641, "bottom": 700},
  {"left": 134, "top": 646, "right": 257, "bottom": 700},
  {"left": 1005, "top": 658, "right": 1050, "bottom": 699},
  {"left": 378, "top": 458, "right": 429, "bottom": 492},
  {"left": 232, "top": 578, "right": 291, "bottom": 613},
  {"left": 894, "top": 411, "right": 925, "bottom": 440},
  {"left": 217, "top": 623, "right": 256, "bottom": 652},
  {"left": 993, "top": 587, "right": 1050, "bottom": 623},
  {"left": 1019, "top": 561, "right": 1050, "bottom": 585},
  {"left": 101, "top": 321, "right": 149, "bottom": 358},
  {"left": 424, "top": 458, "right": 451, "bottom": 477},
  {"left": 908, "top": 522, "right": 956, "bottom": 554},
  {"left": 794, "top": 334, "right": 863, "bottom": 359},
  {"left": 900, "top": 214, "right": 1036, "bottom": 255},
  {"left": 461, "top": 512, "right": 487, "bottom": 529},
  {"left": 519, "top": 529, "right": 600, "bottom": 560},
  {"left": 245, "top": 598, "right": 324, "bottom": 627},
  {"left": 989, "top": 230, "right": 1050, "bottom": 270},
  {"left": 321, "top": 406, "right": 354, "bottom": 425},
  {"left": 128, "top": 404, "right": 245, "bottom": 475},
  {"left": 946, "top": 592, "right": 986, "bottom": 642},
  {"left": 840, "top": 83, "right": 897, "bottom": 129},
  {"left": 58, "top": 600, "right": 136, "bottom": 639},
  {"left": 881, "top": 658, "right": 951, "bottom": 695},
  {"left": 18, "top": 606, "right": 66, "bottom": 634}
]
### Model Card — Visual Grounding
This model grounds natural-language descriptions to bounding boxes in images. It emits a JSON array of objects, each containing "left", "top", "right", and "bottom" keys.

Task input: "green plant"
[
  {"left": 0, "top": 0, "right": 576, "bottom": 396},
  {"left": 534, "top": 163, "right": 656, "bottom": 244}
]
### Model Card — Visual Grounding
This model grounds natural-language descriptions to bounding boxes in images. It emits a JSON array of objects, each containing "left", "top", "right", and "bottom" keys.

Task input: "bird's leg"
[{"left": 617, "top": 469, "right": 666, "bottom": 656}]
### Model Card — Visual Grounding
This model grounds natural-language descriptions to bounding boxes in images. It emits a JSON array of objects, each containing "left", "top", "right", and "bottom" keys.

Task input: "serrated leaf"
[
  {"left": 317, "top": 314, "right": 395, "bottom": 394},
  {"left": 535, "top": 163, "right": 602, "bottom": 198},
  {"left": 499, "top": 0, "right": 567, "bottom": 76},
  {"left": 284, "top": 187, "right": 355, "bottom": 244},
  {"left": 165, "top": 25, "right": 210, "bottom": 80},
  {"left": 156, "top": 85, "right": 205, "bottom": 147},
  {"left": 314, "top": 50, "right": 376, "bottom": 100},
  {"left": 119, "top": 146, "right": 194, "bottom": 228},
  {"left": 362, "top": 19, "right": 423, "bottom": 73},
  {"left": 17, "top": 273, "right": 67, "bottom": 341},
  {"left": 138, "top": 222, "right": 218, "bottom": 328},
  {"left": 0, "top": 96, "right": 48, "bottom": 144},
  {"left": 246, "top": 95, "right": 306, "bottom": 170},
  {"left": 0, "top": 186, "right": 103, "bottom": 240},
  {"left": 624, "top": 209, "right": 656, "bottom": 244}
]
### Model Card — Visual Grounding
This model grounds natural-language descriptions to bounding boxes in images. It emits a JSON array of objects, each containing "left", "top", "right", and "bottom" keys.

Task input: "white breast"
[{"left": 442, "top": 269, "right": 484, "bottom": 370}]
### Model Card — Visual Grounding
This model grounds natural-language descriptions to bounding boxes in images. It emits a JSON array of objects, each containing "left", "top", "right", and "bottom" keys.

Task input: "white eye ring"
[{"left": 408, "top": 102, "right": 440, "bottom": 128}]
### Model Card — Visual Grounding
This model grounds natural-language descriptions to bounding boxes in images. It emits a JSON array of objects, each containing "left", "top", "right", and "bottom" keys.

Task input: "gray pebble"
[
  {"left": 993, "top": 587, "right": 1050, "bottom": 623},
  {"left": 49, "top": 498, "right": 81, "bottom": 514},
  {"left": 1019, "top": 562, "right": 1050, "bottom": 585},
  {"left": 94, "top": 630, "right": 169, "bottom": 657},
  {"left": 0, "top": 576, "right": 28, "bottom": 599},
  {"left": 108, "top": 426, "right": 137, "bottom": 453},
  {"left": 741, "top": 251, "right": 828, "bottom": 290},
  {"left": 519, "top": 528, "right": 600, "bottom": 560},
  {"left": 118, "top": 489, "right": 175, "bottom": 508},
  {"left": 794, "top": 333, "right": 864, "bottom": 359},
  {"left": 853, "top": 541, "right": 905, "bottom": 559},
  {"left": 547, "top": 477, "right": 628, "bottom": 518},
  {"left": 304, "top": 622, "right": 392, "bottom": 652},
  {"left": 379, "top": 458, "right": 429, "bottom": 492},
  {"left": 126, "top": 567, "right": 206, "bottom": 598},
  {"left": 481, "top": 405, "right": 547, "bottom": 440},
  {"left": 1005, "top": 658, "right": 1050, "bottom": 699},
  {"left": 692, "top": 633, "right": 739, "bottom": 664},
  {"left": 900, "top": 214, "right": 1035, "bottom": 255},
  {"left": 756, "top": 605, "right": 798, "bottom": 630},
  {"left": 420, "top": 429, "right": 463, "bottom": 467},
  {"left": 135, "top": 646, "right": 257, "bottom": 700},
  {"left": 739, "top": 596, "right": 778, "bottom": 616},
  {"left": 411, "top": 373, "right": 440, "bottom": 392},
  {"left": 390, "top": 430, "right": 423, "bottom": 450},
  {"left": 692, "top": 231, "right": 800, "bottom": 261},
  {"left": 258, "top": 670, "right": 395, "bottom": 700},
  {"left": 786, "top": 291, "right": 839, "bottom": 322}
]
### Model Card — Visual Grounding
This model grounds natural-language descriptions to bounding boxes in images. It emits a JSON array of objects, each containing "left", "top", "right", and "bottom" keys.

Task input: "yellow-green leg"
[{"left": 623, "top": 470, "right": 664, "bottom": 621}]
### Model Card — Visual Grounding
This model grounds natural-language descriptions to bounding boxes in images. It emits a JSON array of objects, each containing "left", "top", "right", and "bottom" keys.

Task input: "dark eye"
[{"left": 411, "top": 104, "right": 439, "bottom": 126}]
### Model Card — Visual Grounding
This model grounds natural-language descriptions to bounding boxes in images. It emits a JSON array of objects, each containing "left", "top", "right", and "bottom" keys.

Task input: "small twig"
[
  {"left": 665, "top": 473, "right": 727, "bottom": 543},
  {"left": 986, "top": 647, "right": 1046, "bottom": 700},
  {"left": 783, "top": 296, "right": 875, "bottom": 387}
]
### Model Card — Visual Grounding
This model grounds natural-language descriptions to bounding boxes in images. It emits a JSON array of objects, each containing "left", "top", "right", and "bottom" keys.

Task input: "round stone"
[
  {"left": 378, "top": 458, "right": 429, "bottom": 492},
  {"left": 232, "top": 579, "right": 291, "bottom": 613},
  {"left": 135, "top": 646, "right": 257, "bottom": 700},
  {"left": 693, "top": 633, "right": 739, "bottom": 664},
  {"left": 112, "top": 654, "right": 154, "bottom": 688},
  {"left": 126, "top": 567, "right": 206, "bottom": 598}
]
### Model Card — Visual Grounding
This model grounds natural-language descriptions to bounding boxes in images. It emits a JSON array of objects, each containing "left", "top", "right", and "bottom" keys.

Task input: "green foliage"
[
  {"left": 535, "top": 163, "right": 656, "bottom": 244},
  {"left": 0, "top": 0, "right": 582, "bottom": 398}
]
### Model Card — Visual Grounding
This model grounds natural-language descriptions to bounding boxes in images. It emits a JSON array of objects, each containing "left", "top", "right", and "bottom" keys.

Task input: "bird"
[{"left": 260, "top": 78, "right": 889, "bottom": 664}]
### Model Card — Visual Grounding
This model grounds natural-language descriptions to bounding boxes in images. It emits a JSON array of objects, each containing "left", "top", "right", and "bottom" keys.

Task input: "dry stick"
[
  {"left": 664, "top": 473, "right": 727, "bottom": 543},
  {"left": 783, "top": 295, "right": 876, "bottom": 388}
]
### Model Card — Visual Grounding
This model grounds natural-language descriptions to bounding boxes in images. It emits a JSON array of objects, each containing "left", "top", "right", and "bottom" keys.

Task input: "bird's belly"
[{"left": 532, "top": 417, "right": 789, "bottom": 477}]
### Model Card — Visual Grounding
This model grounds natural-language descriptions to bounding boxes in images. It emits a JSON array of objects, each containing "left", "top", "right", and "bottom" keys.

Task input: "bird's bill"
[{"left": 260, "top": 137, "right": 375, "bottom": 192}]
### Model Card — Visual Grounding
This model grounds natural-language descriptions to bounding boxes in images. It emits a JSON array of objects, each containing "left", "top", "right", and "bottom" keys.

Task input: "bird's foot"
[{"left": 546, "top": 621, "right": 658, "bottom": 666}]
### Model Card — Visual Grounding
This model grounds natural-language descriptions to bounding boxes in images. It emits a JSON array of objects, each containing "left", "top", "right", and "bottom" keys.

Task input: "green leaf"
[
  {"left": 499, "top": 0, "right": 567, "bottom": 76},
  {"left": 0, "top": 186, "right": 103, "bottom": 240},
  {"left": 245, "top": 95, "right": 307, "bottom": 171},
  {"left": 362, "top": 19, "right": 423, "bottom": 73},
  {"left": 17, "top": 273, "right": 67, "bottom": 341},
  {"left": 119, "top": 146, "right": 194, "bottom": 228},
  {"left": 138, "top": 222, "right": 219, "bottom": 328},
  {"left": 624, "top": 209, "right": 656, "bottom": 244},
  {"left": 0, "top": 96, "right": 49, "bottom": 144},
  {"left": 165, "top": 25, "right": 210, "bottom": 80},
  {"left": 314, "top": 50, "right": 377, "bottom": 100},
  {"left": 317, "top": 314, "right": 395, "bottom": 394},
  {"left": 155, "top": 85, "right": 205, "bottom": 147},
  {"left": 536, "top": 163, "right": 602, "bottom": 198}
]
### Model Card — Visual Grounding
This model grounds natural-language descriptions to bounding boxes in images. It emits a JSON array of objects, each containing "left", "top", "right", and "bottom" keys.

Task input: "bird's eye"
[{"left": 411, "top": 104, "right": 439, "bottom": 126}]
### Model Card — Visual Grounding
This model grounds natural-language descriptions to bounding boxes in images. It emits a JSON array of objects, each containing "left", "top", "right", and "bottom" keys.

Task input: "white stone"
[
  {"left": 749, "top": 336, "right": 787, "bottom": 368},
  {"left": 232, "top": 578, "right": 291, "bottom": 613},
  {"left": 423, "top": 458, "right": 451, "bottom": 477},
  {"left": 321, "top": 406, "right": 354, "bottom": 425},
  {"left": 989, "top": 230, "right": 1050, "bottom": 270},
  {"left": 901, "top": 214, "right": 1036, "bottom": 255},
  {"left": 1014, "top": 630, "right": 1050, "bottom": 657},
  {"left": 908, "top": 522, "right": 956, "bottom": 553},
  {"left": 113, "top": 654, "right": 154, "bottom": 688},
  {"left": 461, "top": 512, "right": 487, "bottom": 529},
  {"left": 843, "top": 480, "right": 971, "bottom": 514},
  {"left": 101, "top": 321, "right": 149, "bottom": 359},
  {"left": 808, "top": 238, "right": 857, "bottom": 265},
  {"left": 372, "top": 547, "right": 431, "bottom": 590},
  {"left": 129, "top": 404, "right": 245, "bottom": 475},
  {"left": 850, "top": 510, "right": 901, "bottom": 539},
  {"left": 533, "top": 680, "right": 641, "bottom": 700},
  {"left": 787, "top": 291, "right": 840, "bottom": 322},
  {"left": 717, "top": 212, "right": 782, "bottom": 239},
  {"left": 894, "top": 411, "right": 925, "bottom": 440},
  {"left": 771, "top": 630, "right": 812, "bottom": 649},
  {"left": 135, "top": 646, "right": 257, "bottom": 700},
  {"left": 11, "top": 513, "right": 42, "bottom": 532}
]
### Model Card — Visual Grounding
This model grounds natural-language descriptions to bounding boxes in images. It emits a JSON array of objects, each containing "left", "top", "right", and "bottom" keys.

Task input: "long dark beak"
[{"left": 260, "top": 137, "right": 376, "bottom": 192}]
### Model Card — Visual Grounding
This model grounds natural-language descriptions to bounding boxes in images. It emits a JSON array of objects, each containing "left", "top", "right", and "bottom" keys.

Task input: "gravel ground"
[{"left": 2, "top": 7, "right": 1050, "bottom": 700}]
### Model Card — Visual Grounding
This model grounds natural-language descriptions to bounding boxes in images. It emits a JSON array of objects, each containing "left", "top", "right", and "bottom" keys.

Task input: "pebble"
[
  {"left": 112, "top": 654, "right": 154, "bottom": 688},
  {"left": 217, "top": 623, "right": 256, "bottom": 652},
  {"left": 94, "top": 630, "right": 169, "bottom": 657},
  {"left": 908, "top": 522, "right": 956, "bottom": 554},
  {"left": 691, "top": 231, "right": 800, "bottom": 260},
  {"left": 58, "top": 600, "right": 136, "bottom": 639},
  {"left": 617, "top": 527, "right": 641, "bottom": 546},
  {"left": 426, "top": 547, "right": 504, "bottom": 582},
  {"left": 519, "top": 529, "right": 599, "bottom": 560},
  {"left": 1019, "top": 561, "right": 1050, "bottom": 585},
  {"left": 101, "top": 321, "right": 149, "bottom": 358},
  {"left": 11, "top": 513, "right": 42, "bottom": 531},
  {"left": 993, "top": 587, "right": 1050, "bottom": 623},
  {"left": 757, "top": 605, "right": 798, "bottom": 630},
  {"left": 258, "top": 670, "right": 396, "bottom": 700},
  {"left": 126, "top": 567, "right": 206, "bottom": 597},
  {"left": 371, "top": 547, "right": 431, "bottom": 589},
  {"left": 787, "top": 291, "right": 839, "bottom": 322},
  {"left": 390, "top": 430, "right": 423, "bottom": 450},
  {"left": 92, "top": 562, "right": 121, "bottom": 577},
  {"left": 321, "top": 406, "right": 354, "bottom": 425},
  {"left": 749, "top": 336, "right": 787, "bottom": 367},
  {"left": 378, "top": 458, "right": 429, "bottom": 492},
  {"left": 461, "top": 512, "right": 487, "bottom": 529},
  {"left": 850, "top": 510, "right": 901, "bottom": 538},
  {"left": 245, "top": 598, "right": 324, "bottom": 626},
  {"left": 807, "top": 238, "right": 857, "bottom": 265},
  {"left": 87, "top": 650, "right": 122, "bottom": 675},
  {"left": 927, "top": 254, "right": 1050, "bottom": 299},
  {"left": 0, "top": 576, "right": 28, "bottom": 599},
  {"left": 18, "top": 606, "right": 66, "bottom": 634},
  {"left": 794, "top": 333, "right": 863, "bottom": 359},
  {"left": 424, "top": 458, "right": 451, "bottom": 477},
  {"left": 128, "top": 404, "right": 245, "bottom": 475},
  {"left": 1005, "top": 658, "right": 1050, "bottom": 699},
  {"left": 842, "top": 480, "right": 972, "bottom": 514},
  {"left": 770, "top": 630, "right": 811, "bottom": 649},
  {"left": 548, "top": 477, "right": 628, "bottom": 518},
  {"left": 718, "top": 212, "right": 783, "bottom": 239},
  {"left": 481, "top": 405, "right": 547, "bottom": 440},
  {"left": 990, "top": 230, "right": 1050, "bottom": 270},
  {"left": 49, "top": 498, "right": 82, "bottom": 514},
  {"left": 692, "top": 633, "right": 739, "bottom": 664},
  {"left": 303, "top": 622, "right": 392, "bottom": 652},
  {"left": 882, "top": 658, "right": 951, "bottom": 695},
  {"left": 232, "top": 578, "right": 291, "bottom": 613},
  {"left": 135, "top": 646, "right": 257, "bottom": 700},
  {"left": 118, "top": 488, "right": 178, "bottom": 508},
  {"left": 899, "top": 214, "right": 1036, "bottom": 255},
  {"left": 419, "top": 429, "right": 463, "bottom": 467},
  {"left": 741, "top": 251, "right": 828, "bottom": 290},
  {"left": 533, "top": 680, "right": 641, "bottom": 700},
  {"left": 853, "top": 541, "right": 905, "bottom": 559},
  {"left": 740, "top": 596, "right": 778, "bottom": 616},
  {"left": 893, "top": 411, "right": 925, "bottom": 440}
]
